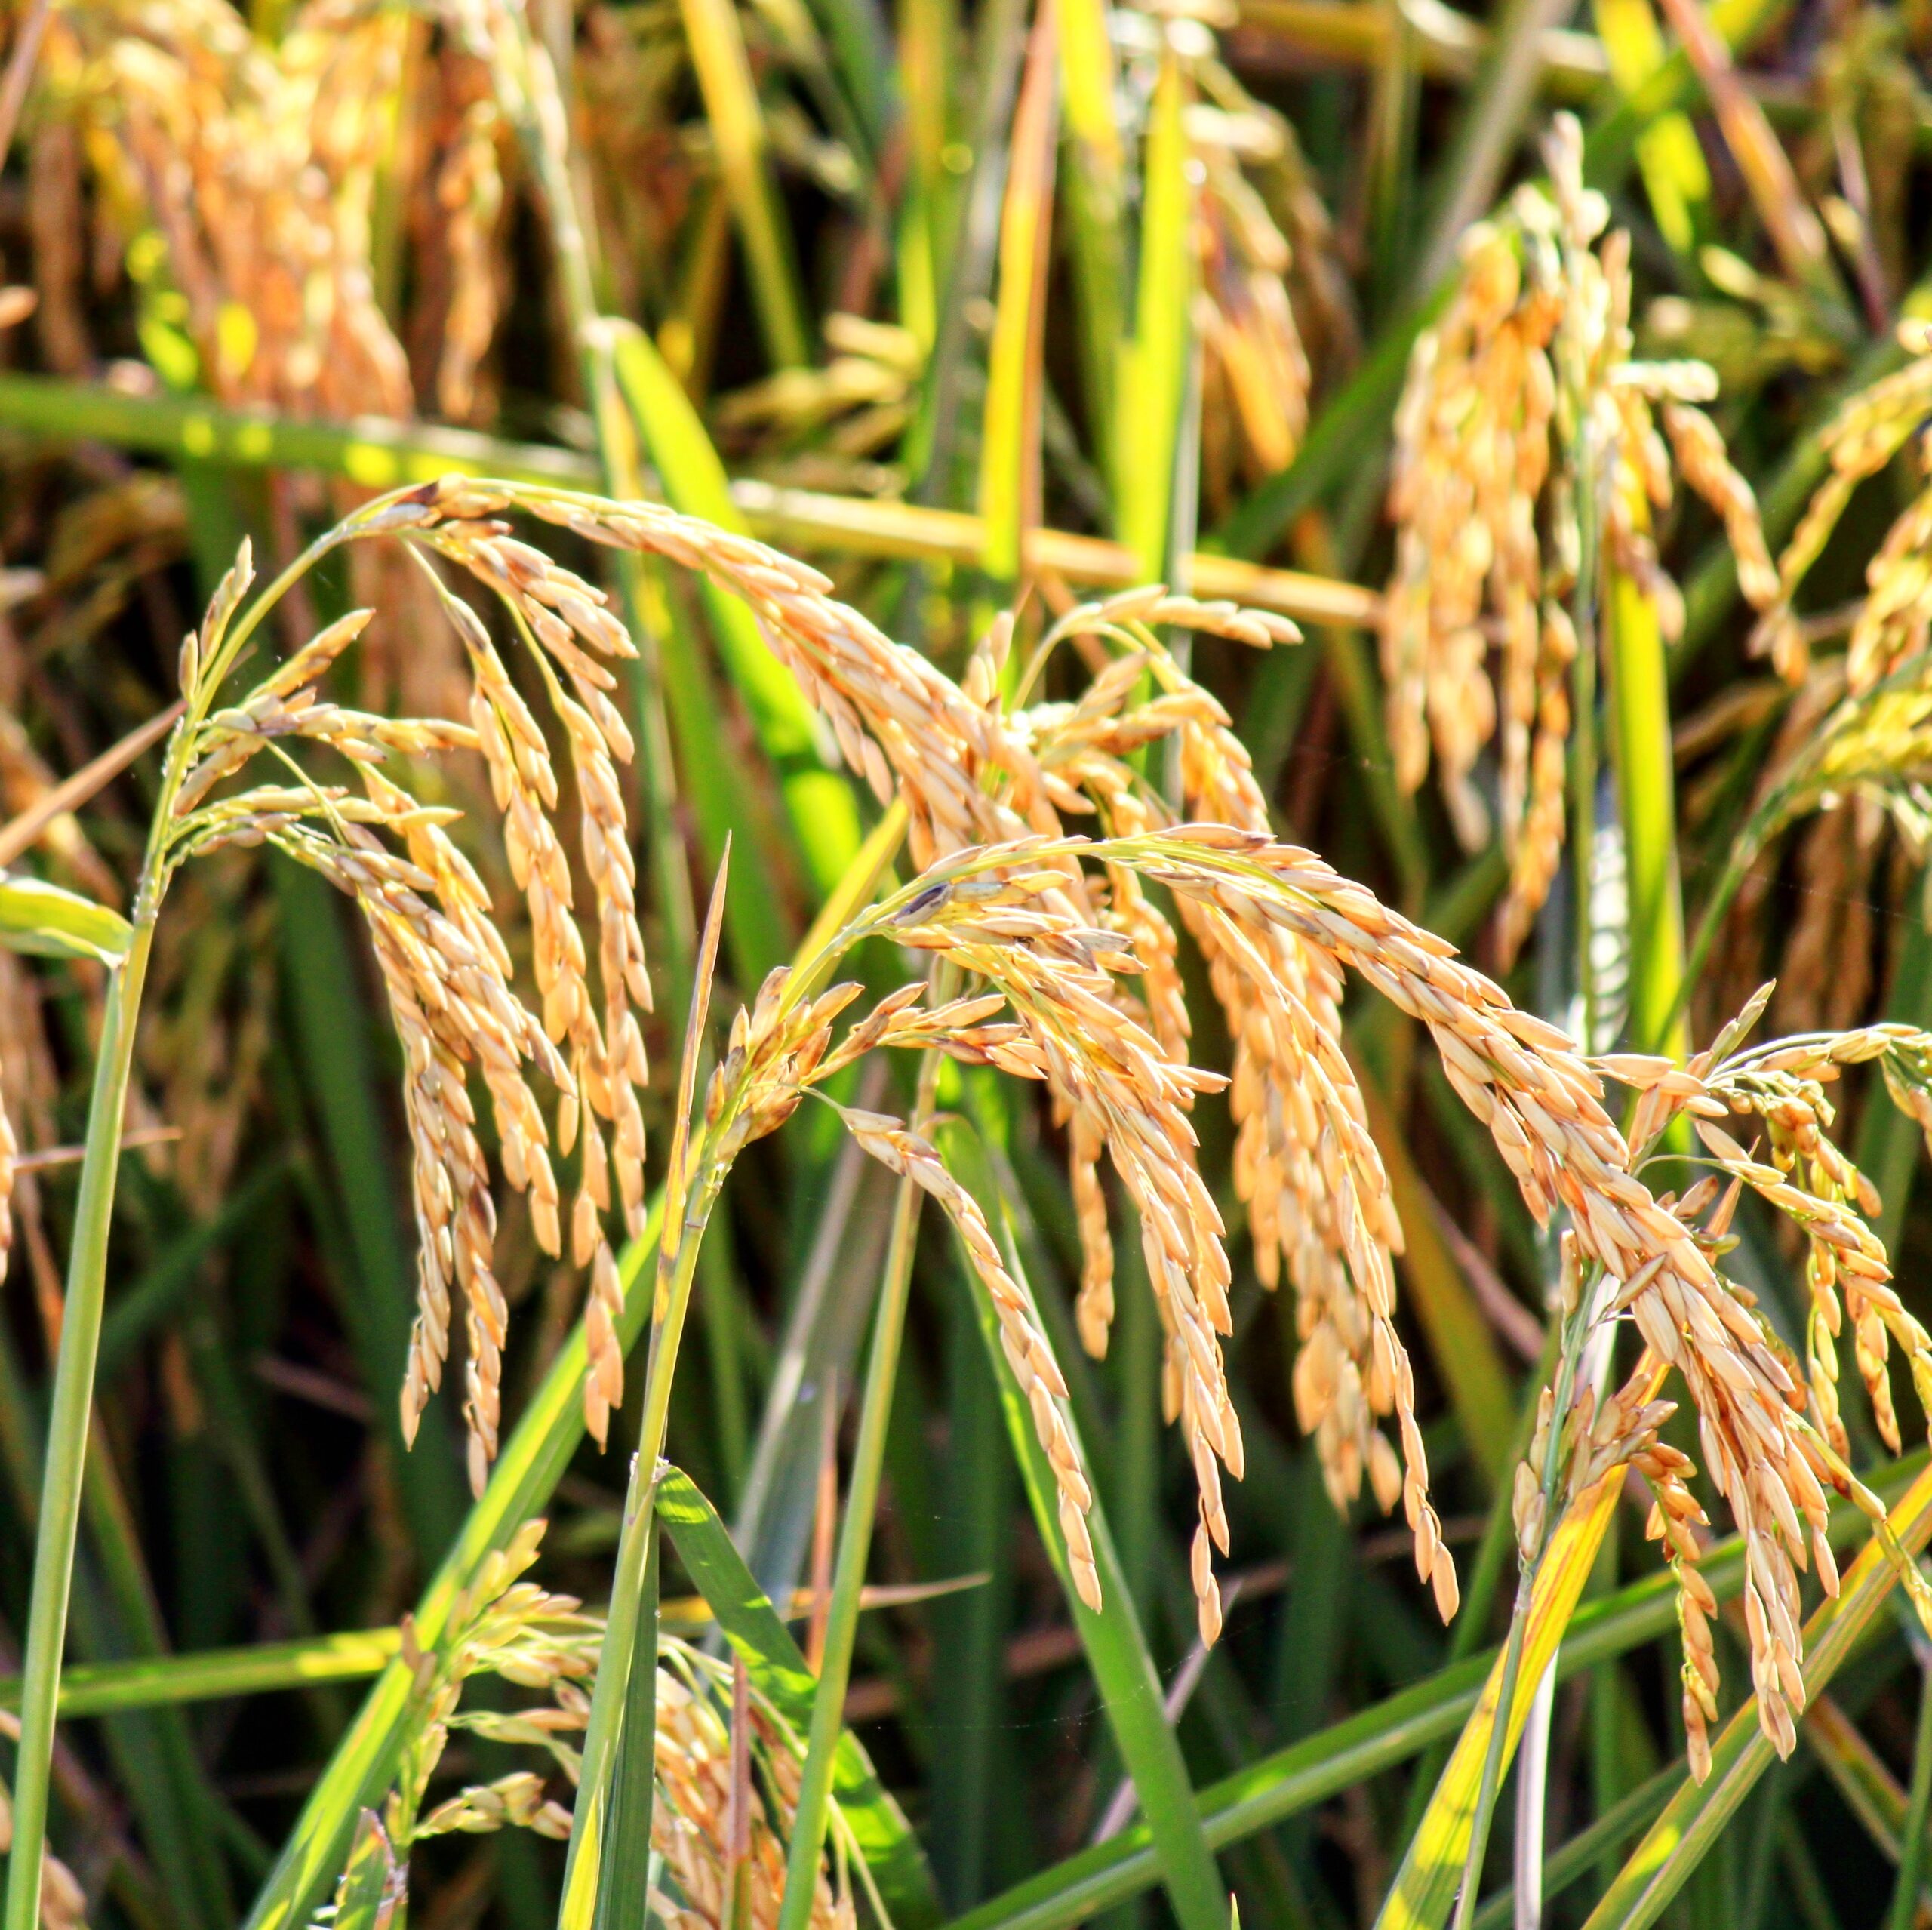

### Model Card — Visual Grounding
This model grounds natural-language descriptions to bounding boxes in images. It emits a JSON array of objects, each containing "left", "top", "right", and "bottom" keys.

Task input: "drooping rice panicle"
[
  {"left": 162, "top": 508, "right": 654, "bottom": 1482},
  {"left": 1382, "top": 115, "right": 1774, "bottom": 957},
  {"left": 1593, "top": 1003, "right": 1932, "bottom": 1768},
  {"left": 1752, "top": 319, "right": 1932, "bottom": 684},
  {"left": 146, "top": 466, "right": 1932, "bottom": 1701},
  {"left": 52, "top": 0, "right": 414, "bottom": 420}
]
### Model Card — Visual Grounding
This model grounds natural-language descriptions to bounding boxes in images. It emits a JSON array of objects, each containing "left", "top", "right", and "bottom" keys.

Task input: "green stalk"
[
  {"left": 1365, "top": 0, "right": 1419, "bottom": 314},
  {"left": 893, "top": 0, "right": 952, "bottom": 352},
  {"left": 1591, "top": 0, "right": 1710, "bottom": 258},
  {"left": 607, "top": 323, "right": 863, "bottom": 901},
  {"left": 775, "top": 1001, "right": 946, "bottom": 1930},
  {"left": 0, "top": 1629, "right": 407, "bottom": 1717},
  {"left": 4, "top": 918, "right": 157, "bottom": 1930},
  {"left": 1380, "top": 1272, "right": 1638, "bottom": 1930},
  {"left": 1606, "top": 543, "right": 1686, "bottom": 1058},
  {"left": 674, "top": 0, "right": 814, "bottom": 369},
  {"left": 1469, "top": 1768, "right": 1679, "bottom": 1930},
  {"left": 975, "top": 0, "right": 1058, "bottom": 588},
  {"left": 1118, "top": 50, "right": 1193, "bottom": 582},
  {"left": 557, "top": 1454, "right": 660, "bottom": 1930},
  {"left": 563, "top": 849, "right": 737, "bottom": 1925},
  {"left": 0, "top": 1272, "right": 236, "bottom": 1930},
  {"left": 0, "top": 469, "right": 366, "bottom": 1927},
  {"left": 1409, "top": 0, "right": 1580, "bottom": 298},
  {"left": 1397, "top": 1331, "right": 1563, "bottom": 1858},
  {"left": 1422, "top": 266, "right": 1629, "bottom": 1930},
  {"left": 596, "top": 1528, "right": 661, "bottom": 1930},
  {"left": 1448, "top": 1590, "right": 1528, "bottom": 1930},
  {"left": 0, "top": 373, "right": 1361, "bottom": 632},
  {"left": 521, "top": 35, "right": 783, "bottom": 1539},
  {"left": 1058, "top": 0, "right": 1125, "bottom": 509},
  {"left": 1579, "top": 0, "right": 1793, "bottom": 183},
  {"left": 1884, "top": 1658, "right": 1932, "bottom": 1930},
  {"left": 931, "top": 1268, "right": 1017, "bottom": 1906}
]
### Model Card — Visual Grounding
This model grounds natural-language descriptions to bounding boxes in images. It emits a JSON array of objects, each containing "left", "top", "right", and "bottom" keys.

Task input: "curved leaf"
[{"left": 0, "top": 874, "right": 131, "bottom": 966}]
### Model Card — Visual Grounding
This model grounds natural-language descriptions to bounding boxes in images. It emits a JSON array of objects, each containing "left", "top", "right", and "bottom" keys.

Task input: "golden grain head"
[
  {"left": 1380, "top": 115, "right": 1772, "bottom": 960},
  {"left": 1586, "top": 1008, "right": 1932, "bottom": 1770},
  {"left": 167, "top": 503, "right": 652, "bottom": 1487}
]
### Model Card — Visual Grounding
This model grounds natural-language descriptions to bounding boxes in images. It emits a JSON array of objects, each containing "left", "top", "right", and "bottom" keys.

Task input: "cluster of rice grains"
[
  {"left": 265, "top": 473, "right": 1409, "bottom": 1644},
  {"left": 382, "top": 1522, "right": 595, "bottom": 1854},
  {"left": 1594, "top": 992, "right": 1932, "bottom": 1776},
  {"left": 675, "top": 551, "right": 1408, "bottom": 1643},
  {"left": 1751, "top": 318, "right": 1932, "bottom": 688},
  {"left": 165, "top": 472, "right": 1932, "bottom": 1765},
  {"left": 315, "top": 1519, "right": 851, "bottom": 1930},
  {"left": 50, "top": 0, "right": 414, "bottom": 418},
  {"left": 470, "top": 465, "right": 1694, "bottom": 1650},
  {"left": 161, "top": 486, "right": 651, "bottom": 1492},
  {"left": 1705, "top": 319, "right": 1932, "bottom": 1036},
  {"left": 440, "top": 475, "right": 1798, "bottom": 1661},
  {"left": 50, "top": 0, "right": 534, "bottom": 432},
  {"left": 1381, "top": 113, "right": 1776, "bottom": 959},
  {"left": 1174, "top": 16, "right": 1351, "bottom": 500},
  {"left": 651, "top": 1657, "right": 852, "bottom": 1930}
]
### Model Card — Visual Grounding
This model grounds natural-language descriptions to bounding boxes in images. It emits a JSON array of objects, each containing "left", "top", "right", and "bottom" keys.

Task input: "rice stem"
[
  {"left": 2, "top": 917, "right": 157, "bottom": 1930},
  {"left": 774, "top": 984, "right": 947, "bottom": 1930}
]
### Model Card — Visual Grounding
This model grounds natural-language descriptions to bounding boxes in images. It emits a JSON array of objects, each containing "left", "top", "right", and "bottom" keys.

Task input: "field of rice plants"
[{"left": 4, "top": 0, "right": 1932, "bottom": 1925}]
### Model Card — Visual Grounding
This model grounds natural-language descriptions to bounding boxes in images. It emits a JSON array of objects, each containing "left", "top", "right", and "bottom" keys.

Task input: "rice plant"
[{"left": 5, "top": 0, "right": 1932, "bottom": 1926}]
